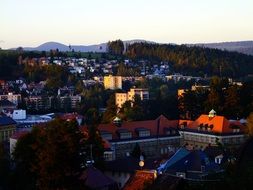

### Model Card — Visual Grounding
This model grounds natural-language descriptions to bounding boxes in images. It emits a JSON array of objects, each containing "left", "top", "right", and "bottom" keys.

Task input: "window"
[
  {"left": 101, "top": 133, "right": 112, "bottom": 140},
  {"left": 120, "top": 132, "right": 132, "bottom": 139},
  {"left": 139, "top": 130, "right": 150, "bottom": 137}
]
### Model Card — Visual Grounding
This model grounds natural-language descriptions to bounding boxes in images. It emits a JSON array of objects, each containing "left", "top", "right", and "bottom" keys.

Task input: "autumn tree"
[
  {"left": 247, "top": 113, "right": 253, "bottom": 137},
  {"left": 13, "top": 119, "right": 86, "bottom": 190},
  {"left": 102, "top": 94, "right": 118, "bottom": 123}
]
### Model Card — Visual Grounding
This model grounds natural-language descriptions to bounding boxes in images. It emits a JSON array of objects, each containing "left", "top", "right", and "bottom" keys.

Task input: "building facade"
[
  {"left": 104, "top": 75, "right": 122, "bottom": 90},
  {"left": 115, "top": 88, "right": 149, "bottom": 108},
  {"left": 179, "top": 110, "right": 247, "bottom": 149},
  {"left": 98, "top": 115, "right": 181, "bottom": 159}
]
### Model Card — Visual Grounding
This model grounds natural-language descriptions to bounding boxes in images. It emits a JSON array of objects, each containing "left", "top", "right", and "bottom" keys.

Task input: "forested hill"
[{"left": 125, "top": 42, "right": 253, "bottom": 78}]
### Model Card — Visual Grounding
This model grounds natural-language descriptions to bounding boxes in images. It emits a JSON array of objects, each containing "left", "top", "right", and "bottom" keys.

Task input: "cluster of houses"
[
  {"left": 0, "top": 54, "right": 249, "bottom": 189},
  {"left": 0, "top": 100, "right": 249, "bottom": 189}
]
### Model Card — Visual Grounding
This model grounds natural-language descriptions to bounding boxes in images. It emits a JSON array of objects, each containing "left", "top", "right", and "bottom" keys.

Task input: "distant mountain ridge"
[
  {"left": 190, "top": 41, "right": 253, "bottom": 55},
  {"left": 15, "top": 39, "right": 153, "bottom": 53},
  {"left": 12, "top": 40, "right": 253, "bottom": 55},
  {"left": 21, "top": 41, "right": 107, "bottom": 52}
]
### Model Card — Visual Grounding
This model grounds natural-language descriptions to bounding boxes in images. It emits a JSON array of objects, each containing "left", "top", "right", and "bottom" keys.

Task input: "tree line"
[{"left": 107, "top": 40, "right": 253, "bottom": 78}]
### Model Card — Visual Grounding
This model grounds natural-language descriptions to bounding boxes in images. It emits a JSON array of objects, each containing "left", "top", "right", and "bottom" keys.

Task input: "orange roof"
[
  {"left": 182, "top": 115, "right": 243, "bottom": 133},
  {"left": 98, "top": 115, "right": 178, "bottom": 140},
  {"left": 123, "top": 170, "right": 156, "bottom": 190}
]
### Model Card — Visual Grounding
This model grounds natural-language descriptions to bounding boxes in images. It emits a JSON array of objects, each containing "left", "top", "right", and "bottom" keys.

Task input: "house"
[
  {"left": 98, "top": 115, "right": 181, "bottom": 159},
  {"left": 115, "top": 88, "right": 149, "bottom": 108},
  {"left": 179, "top": 110, "right": 247, "bottom": 149},
  {"left": 0, "top": 116, "right": 16, "bottom": 142}
]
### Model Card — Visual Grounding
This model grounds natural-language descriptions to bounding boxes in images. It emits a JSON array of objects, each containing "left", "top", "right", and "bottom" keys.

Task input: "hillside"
[
  {"left": 125, "top": 42, "right": 253, "bottom": 78},
  {"left": 22, "top": 41, "right": 107, "bottom": 52},
  {"left": 13, "top": 40, "right": 253, "bottom": 55},
  {"left": 13, "top": 40, "right": 153, "bottom": 53},
  {"left": 192, "top": 41, "right": 253, "bottom": 55}
]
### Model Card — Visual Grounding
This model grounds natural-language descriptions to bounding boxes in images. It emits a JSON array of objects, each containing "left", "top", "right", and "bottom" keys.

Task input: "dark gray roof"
[
  {"left": 0, "top": 99, "right": 16, "bottom": 107},
  {"left": 80, "top": 166, "right": 118, "bottom": 189},
  {"left": 0, "top": 116, "right": 16, "bottom": 126},
  {"left": 204, "top": 146, "right": 224, "bottom": 160}
]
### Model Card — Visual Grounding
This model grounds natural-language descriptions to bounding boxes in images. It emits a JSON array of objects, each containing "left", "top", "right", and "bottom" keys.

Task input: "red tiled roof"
[
  {"left": 180, "top": 115, "right": 244, "bottom": 133},
  {"left": 123, "top": 170, "right": 156, "bottom": 190},
  {"left": 98, "top": 115, "right": 178, "bottom": 139}
]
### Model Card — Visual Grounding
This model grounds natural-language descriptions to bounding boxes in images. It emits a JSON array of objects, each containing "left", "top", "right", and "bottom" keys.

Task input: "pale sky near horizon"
[{"left": 1, "top": 0, "right": 253, "bottom": 49}]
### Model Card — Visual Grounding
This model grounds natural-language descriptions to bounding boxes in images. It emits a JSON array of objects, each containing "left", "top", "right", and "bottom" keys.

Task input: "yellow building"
[
  {"left": 115, "top": 88, "right": 149, "bottom": 108},
  {"left": 104, "top": 75, "right": 122, "bottom": 90},
  {"left": 0, "top": 116, "right": 16, "bottom": 142}
]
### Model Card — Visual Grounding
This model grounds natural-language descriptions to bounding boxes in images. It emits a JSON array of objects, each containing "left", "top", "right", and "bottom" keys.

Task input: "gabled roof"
[
  {"left": 165, "top": 149, "right": 220, "bottom": 174},
  {"left": 157, "top": 148, "right": 190, "bottom": 173},
  {"left": 98, "top": 115, "right": 179, "bottom": 140},
  {"left": 0, "top": 116, "right": 16, "bottom": 127}
]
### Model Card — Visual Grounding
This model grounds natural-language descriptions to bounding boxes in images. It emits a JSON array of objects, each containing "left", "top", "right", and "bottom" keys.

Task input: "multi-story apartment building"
[
  {"left": 179, "top": 110, "right": 247, "bottom": 149},
  {"left": 25, "top": 96, "right": 50, "bottom": 111},
  {"left": 25, "top": 95, "right": 81, "bottom": 111},
  {"left": 59, "top": 95, "right": 81, "bottom": 109},
  {"left": 98, "top": 115, "right": 181, "bottom": 159},
  {"left": 0, "top": 93, "right": 21, "bottom": 106},
  {"left": 115, "top": 88, "right": 149, "bottom": 108},
  {"left": 104, "top": 75, "right": 122, "bottom": 90}
]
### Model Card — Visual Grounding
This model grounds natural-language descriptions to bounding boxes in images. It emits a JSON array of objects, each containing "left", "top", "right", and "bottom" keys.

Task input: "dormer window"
[
  {"left": 117, "top": 129, "right": 132, "bottom": 139},
  {"left": 100, "top": 131, "right": 112, "bottom": 140},
  {"left": 231, "top": 125, "right": 240, "bottom": 133},
  {"left": 198, "top": 124, "right": 203, "bottom": 131},
  {"left": 204, "top": 124, "right": 208, "bottom": 131},
  {"left": 232, "top": 128, "right": 240, "bottom": 133},
  {"left": 136, "top": 128, "right": 150, "bottom": 137},
  {"left": 180, "top": 122, "right": 187, "bottom": 129}
]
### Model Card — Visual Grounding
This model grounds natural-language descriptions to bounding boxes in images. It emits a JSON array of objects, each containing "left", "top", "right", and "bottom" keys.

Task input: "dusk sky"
[{"left": 1, "top": 0, "right": 253, "bottom": 49}]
